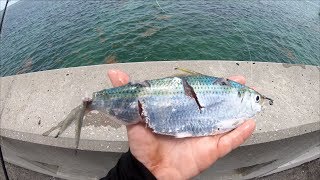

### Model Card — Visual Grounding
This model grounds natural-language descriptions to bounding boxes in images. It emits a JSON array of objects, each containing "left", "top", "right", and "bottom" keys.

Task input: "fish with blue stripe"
[{"left": 42, "top": 68, "right": 273, "bottom": 150}]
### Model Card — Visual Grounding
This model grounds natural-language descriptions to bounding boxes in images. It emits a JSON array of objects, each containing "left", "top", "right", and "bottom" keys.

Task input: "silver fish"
[{"left": 43, "top": 68, "right": 273, "bottom": 149}]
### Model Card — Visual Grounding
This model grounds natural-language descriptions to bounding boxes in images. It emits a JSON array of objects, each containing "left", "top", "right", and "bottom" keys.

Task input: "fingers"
[
  {"left": 228, "top": 76, "right": 246, "bottom": 85},
  {"left": 251, "top": 86, "right": 258, "bottom": 91},
  {"left": 107, "top": 69, "right": 130, "bottom": 87},
  {"left": 217, "top": 119, "right": 256, "bottom": 158},
  {"left": 108, "top": 70, "right": 246, "bottom": 87},
  {"left": 228, "top": 76, "right": 258, "bottom": 91}
]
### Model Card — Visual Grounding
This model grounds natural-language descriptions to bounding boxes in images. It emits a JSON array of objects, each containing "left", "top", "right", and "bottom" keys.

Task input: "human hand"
[{"left": 108, "top": 70, "right": 256, "bottom": 179}]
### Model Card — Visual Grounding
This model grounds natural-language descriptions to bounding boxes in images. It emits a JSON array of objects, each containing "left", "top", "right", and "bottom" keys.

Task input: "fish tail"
[
  {"left": 42, "top": 98, "right": 92, "bottom": 152},
  {"left": 74, "top": 98, "right": 92, "bottom": 150},
  {"left": 42, "top": 105, "right": 82, "bottom": 137},
  {"left": 74, "top": 102, "right": 87, "bottom": 150}
]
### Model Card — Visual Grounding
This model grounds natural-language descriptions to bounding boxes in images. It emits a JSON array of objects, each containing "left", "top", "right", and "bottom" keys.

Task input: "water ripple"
[{"left": 1, "top": 0, "right": 319, "bottom": 76}]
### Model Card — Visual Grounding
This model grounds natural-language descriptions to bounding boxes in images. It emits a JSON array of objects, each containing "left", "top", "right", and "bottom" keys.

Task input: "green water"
[{"left": 1, "top": 0, "right": 319, "bottom": 76}]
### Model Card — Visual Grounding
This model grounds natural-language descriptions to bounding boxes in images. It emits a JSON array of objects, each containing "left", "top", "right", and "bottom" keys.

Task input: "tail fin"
[{"left": 42, "top": 98, "right": 92, "bottom": 152}]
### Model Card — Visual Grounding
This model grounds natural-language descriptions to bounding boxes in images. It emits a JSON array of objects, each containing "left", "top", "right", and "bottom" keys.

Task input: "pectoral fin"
[{"left": 181, "top": 77, "right": 204, "bottom": 112}]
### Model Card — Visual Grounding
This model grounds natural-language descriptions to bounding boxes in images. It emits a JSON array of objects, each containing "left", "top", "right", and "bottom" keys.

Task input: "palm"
[{"left": 108, "top": 70, "right": 256, "bottom": 179}]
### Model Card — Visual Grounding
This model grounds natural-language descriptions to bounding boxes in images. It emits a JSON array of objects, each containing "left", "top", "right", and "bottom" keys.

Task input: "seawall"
[{"left": 1, "top": 60, "right": 319, "bottom": 179}]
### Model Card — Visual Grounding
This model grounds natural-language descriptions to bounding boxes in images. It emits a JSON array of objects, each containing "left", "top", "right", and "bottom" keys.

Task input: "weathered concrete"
[
  {"left": 262, "top": 145, "right": 320, "bottom": 176},
  {"left": 1, "top": 129, "right": 319, "bottom": 179},
  {"left": 198, "top": 129, "right": 320, "bottom": 179},
  {"left": 2, "top": 159, "right": 320, "bottom": 180},
  {"left": 257, "top": 158, "right": 320, "bottom": 180},
  {"left": 0, "top": 60, "right": 319, "bottom": 179},
  {"left": 1, "top": 137, "right": 120, "bottom": 180}
]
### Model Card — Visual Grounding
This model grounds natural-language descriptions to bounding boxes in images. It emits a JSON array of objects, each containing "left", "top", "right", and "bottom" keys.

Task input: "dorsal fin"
[{"left": 213, "top": 78, "right": 230, "bottom": 86}]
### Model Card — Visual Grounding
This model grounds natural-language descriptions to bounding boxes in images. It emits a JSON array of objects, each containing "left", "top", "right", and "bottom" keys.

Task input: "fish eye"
[{"left": 255, "top": 95, "right": 260, "bottom": 103}]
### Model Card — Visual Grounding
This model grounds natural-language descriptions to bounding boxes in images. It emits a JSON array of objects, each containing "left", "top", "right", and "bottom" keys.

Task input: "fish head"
[
  {"left": 240, "top": 88, "right": 273, "bottom": 117},
  {"left": 246, "top": 88, "right": 273, "bottom": 111},
  {"left": 254, "top": 91, "right": 274, "bottom": 107}
]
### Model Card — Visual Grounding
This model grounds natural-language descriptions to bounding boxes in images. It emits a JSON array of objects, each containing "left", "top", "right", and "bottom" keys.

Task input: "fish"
[{"left": 42, "top": 68, "right": 273, "bottom": 149}]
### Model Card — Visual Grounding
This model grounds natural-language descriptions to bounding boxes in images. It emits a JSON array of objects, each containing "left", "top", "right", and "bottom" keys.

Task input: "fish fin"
[
  {"left": 42, "top": 105, "right": 81, "bottom": 137},
  {"left": 174, "top": 67, "right": 204, "bottom": 75},
  {"left": 42, "top": 120, "right": 64, "bottom": 136},
  {"left": 74, "top": 99, "right": 92, "bottom": 150},
  {"left": 128, "top": 80, "right": 151, "bottom": 87},
  {"left": 181, "top": 77, "right": 205, "bottom": 111},
  {"left": 53, "top": 105, "right": 83, "bottom": 138},
  {"left": 42, "top": 98, "right": 92, "bottom": 152},
  {"left": 213, "top": 78, "right": 231, "bottom": 86}
]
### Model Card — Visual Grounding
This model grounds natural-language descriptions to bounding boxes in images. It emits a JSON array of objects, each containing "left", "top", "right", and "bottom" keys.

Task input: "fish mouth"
[{"left": 262, "top": 95, "right": 274, "bottom": 105}]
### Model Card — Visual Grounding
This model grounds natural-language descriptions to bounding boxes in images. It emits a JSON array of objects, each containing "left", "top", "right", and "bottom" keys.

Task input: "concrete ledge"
[
  {"left": 1, "top": 60, "right": 319, "bottom": 179},
  {"left": 262, "top": 145, "right": 320, "bottom": 177}
]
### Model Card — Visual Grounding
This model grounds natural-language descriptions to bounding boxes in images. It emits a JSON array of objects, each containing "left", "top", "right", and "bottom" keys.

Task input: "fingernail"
[
  {"left": 118, "top": 76, "right": 125, "bottom": 84},
  {"left": 228, "top": 76, "right": 246, "bottom": 85},
  {"left": 243, "top": 120, "right": 256, "bottom": 131},
  {"left": 243, "top": 123, "right": 251, "bottom": 131},
  {"left": 107, "top": 70, "right": 122, "bottom": 86}
]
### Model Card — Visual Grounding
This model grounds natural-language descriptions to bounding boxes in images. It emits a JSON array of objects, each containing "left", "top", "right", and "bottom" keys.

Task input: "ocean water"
[{"left": 1, "top": 0, "right": 319, "bottom": 76}]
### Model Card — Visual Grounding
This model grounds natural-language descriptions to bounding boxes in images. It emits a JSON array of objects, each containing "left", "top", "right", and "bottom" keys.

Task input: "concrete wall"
[{"left": 1, "top": 61, "right": 319, "bottom": 179}]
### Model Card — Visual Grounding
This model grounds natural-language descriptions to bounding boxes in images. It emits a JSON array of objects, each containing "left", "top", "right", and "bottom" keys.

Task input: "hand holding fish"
[
  {"left": 43, "top": 67, "right": 272, "bottom": 178},
  {"left": 108, "top": 70, "right": 256, "bottom": 179}
]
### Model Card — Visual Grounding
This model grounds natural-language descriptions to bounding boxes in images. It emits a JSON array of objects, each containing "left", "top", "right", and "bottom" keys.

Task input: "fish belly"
[
  {"left": 92, "top": 76, "right": 252, "bottom": 137},
  {"left": 139, "top": 93, "right": 247, "bottom": 137}
]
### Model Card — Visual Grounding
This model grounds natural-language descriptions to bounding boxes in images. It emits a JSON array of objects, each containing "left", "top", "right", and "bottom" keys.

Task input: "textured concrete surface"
[
  {"left": 1, "top": 130, "right": 318, "bottom": 179},
  {"left": 254, "top": 158, "right": 320, "bottom": 180},
  {"left": 0, "top": 163, "right": 63, "bottom": 180},
  {"left": 1, "top": 158, "right": 319, "bottom": 180},
  {"left": 262, "top": 144, "right": 320, "bottom": 176},
  {"left": 0, "top": 61, "right": 319, "bottom": 179},
  {"left": 1, "top": 61, "right": 319, "bottom": 152},
  {"left": 0, "top": 137, "right": 121, "bottom": 180},
  {"left": 0, "top": 162, "right": 63, "bottom": 180},
  {"left": 198, "top": 130, "right": 320, "bottom": 179}
]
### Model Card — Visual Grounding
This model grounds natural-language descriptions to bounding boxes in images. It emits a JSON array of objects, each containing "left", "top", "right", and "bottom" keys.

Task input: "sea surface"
[{"left": 1, "top": 0, "right": 319, "bottom": 76}]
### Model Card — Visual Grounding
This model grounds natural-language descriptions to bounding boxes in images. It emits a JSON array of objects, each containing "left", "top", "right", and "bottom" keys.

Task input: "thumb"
[{"left": 107, "top": 69, "right": 130, "bottom": 87}]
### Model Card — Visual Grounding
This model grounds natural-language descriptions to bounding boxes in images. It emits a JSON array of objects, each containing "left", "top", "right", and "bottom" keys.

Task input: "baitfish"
[{"left": 42, "top": 68, "right": 273, "bottom": 149}]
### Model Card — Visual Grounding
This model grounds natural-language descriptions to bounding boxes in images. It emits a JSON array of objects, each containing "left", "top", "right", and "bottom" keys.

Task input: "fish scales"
[{"left": 90, "top": 75, "right": 263, "bottom": 137}]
